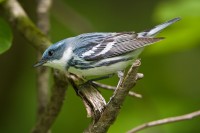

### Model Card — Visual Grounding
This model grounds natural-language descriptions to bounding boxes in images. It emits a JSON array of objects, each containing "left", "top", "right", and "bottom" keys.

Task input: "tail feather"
[{"left": 138, "top": 17, "right": 181, "bottom": 37}]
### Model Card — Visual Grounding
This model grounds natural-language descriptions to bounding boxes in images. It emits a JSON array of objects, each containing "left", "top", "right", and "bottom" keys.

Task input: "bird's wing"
[
  {"left": 73, "top": 32, "right": 112, "bottom": 56},
  {"left": 78, "top": 32, "right": 163, "bottom": 61}
]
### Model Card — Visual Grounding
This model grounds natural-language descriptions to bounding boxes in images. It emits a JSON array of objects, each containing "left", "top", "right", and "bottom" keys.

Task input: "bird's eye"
[{"left": 48, "top": 50, "right": 54, "bottom": 56}]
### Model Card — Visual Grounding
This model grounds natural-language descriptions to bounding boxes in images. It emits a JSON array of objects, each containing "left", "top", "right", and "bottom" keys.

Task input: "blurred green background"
[{"left": 0, "top": 0, "right": 200, "bottom": 133}]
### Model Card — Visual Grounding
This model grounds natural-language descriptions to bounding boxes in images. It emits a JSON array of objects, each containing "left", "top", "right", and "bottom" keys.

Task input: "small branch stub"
[{"left": 69, "top": 74, "right": 106, "bottom": 122}]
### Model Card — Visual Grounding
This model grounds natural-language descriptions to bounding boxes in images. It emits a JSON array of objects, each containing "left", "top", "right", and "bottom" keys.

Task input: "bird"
[{"left": 34, "top": 17, "right": 181, "bottom": 84}]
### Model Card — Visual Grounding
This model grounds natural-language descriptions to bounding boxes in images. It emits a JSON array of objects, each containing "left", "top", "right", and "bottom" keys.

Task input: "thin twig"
[
  {"left": 85, "top": 60, "right": 141, "bottom": 133},
  {"left": 69, "top": 74, "right": 106, "bottom": 121},
  {"left": 127, "top": 110, "right": 200, "bottom": 133},
  {"left": 35, "top": 0, "right": 52, "bottom": 121},
  {"left": 92, "top": 81, "right": 142, "bottom": 98}
]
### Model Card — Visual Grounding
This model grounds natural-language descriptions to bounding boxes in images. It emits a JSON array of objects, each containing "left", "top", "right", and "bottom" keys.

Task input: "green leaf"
[{"left": 0, "top": 18, "right": 13, "bottom": 54}]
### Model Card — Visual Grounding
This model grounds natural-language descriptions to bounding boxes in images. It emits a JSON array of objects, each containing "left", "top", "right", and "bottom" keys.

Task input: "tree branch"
[
  {"left": 35, "top": 0, "right": 52, "bottom": 121},
  {"left": 32, "top": 70, "right": 68, "bottom": 133},
  {"left": 35, "top": 1, "right": 52, "bottom": 133},
  {"left": 127, "top": 110, "right": 200, "bottom": 133},
  {"left": 92, "top": 81, "right": 142, "bottom": 98},
  {"left": 35, "top": 66, "right": 50, "bottom": 119},
  {"left": 85, "top": 60, "right": 141, "bottom": 133},
  {"left": 36, "top": 0, "right": 52, "bottom": 35}
]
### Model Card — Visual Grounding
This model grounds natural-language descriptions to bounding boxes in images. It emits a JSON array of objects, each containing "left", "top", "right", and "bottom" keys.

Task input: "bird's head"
[{"left": 34, "top": 39, "right": 72, "bottom": 71}]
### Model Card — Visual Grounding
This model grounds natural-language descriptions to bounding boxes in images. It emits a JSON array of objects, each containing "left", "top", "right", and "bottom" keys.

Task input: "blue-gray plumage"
[{"left": 34, "top": 17, "right": 181, "bottom": 78}]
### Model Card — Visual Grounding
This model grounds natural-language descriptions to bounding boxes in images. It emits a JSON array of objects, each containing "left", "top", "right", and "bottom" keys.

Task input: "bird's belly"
[{"left": 68, "top": 59, "right": 134, "bottom": 76}]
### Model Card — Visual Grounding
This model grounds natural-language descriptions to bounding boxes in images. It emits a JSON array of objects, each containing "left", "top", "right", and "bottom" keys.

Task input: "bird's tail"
[{"left": 138, "top": 17, "right": 181, "bottom": 37}]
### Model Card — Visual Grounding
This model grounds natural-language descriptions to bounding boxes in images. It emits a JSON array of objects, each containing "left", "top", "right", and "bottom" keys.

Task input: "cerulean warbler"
[{"left": 34, "top": 18, "right": 180, "bottom": 80}]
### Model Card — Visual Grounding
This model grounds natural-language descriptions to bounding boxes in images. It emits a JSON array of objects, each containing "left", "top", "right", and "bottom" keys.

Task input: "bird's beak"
[{"left": 33, "top": 59, "right": 47, "bottom": 67}]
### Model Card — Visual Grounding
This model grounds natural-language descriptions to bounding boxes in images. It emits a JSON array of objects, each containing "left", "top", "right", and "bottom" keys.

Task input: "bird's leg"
[{"left": 116, "top": 70, "right": 125, "bottom": 89}]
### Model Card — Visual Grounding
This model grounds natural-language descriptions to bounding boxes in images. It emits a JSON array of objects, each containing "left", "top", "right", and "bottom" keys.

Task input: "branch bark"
[
  {"left": 35, "top": 66, "right": 50, "bottom": 119},
  {"left": 35, "top": 0, "right": 52, "bottom": 121},
  {"left": 36, "top": 0, "right": 52, "bottom": 35},
  {"left": 127, "top": 110, "right": 200, "bottom": 133},
  {"left": 68, "top": 74, "right": 106, "bottom": 121},
  {"left": 85, "top": 60, "right": 141, "bottom": 133},
  {"left": 32, "top": 70, "right": 68, "bottom": 133}
]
